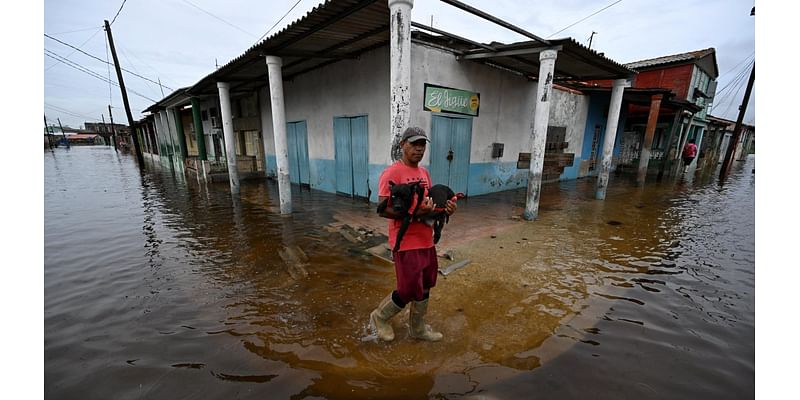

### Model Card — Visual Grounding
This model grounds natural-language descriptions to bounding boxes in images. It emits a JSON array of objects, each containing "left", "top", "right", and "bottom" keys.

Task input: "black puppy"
[
  {"left": 377, "top": 181, "right": 461, "bottom": 251},
  {"left": 377, "top": 180, "right": 426, "bottom": 252},
  {"left": 425, "top": 184, "right": 462, "bottom": 245}
]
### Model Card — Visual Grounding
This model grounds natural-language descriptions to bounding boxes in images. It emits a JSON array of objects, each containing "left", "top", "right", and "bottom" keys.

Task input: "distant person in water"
[{"left": 682, "top": 138, "right": 698, "bottom": 173}]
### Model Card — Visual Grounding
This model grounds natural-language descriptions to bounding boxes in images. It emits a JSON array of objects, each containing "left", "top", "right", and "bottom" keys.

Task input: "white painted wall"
[
  {"left": 259, "top": 46, "right": 391, "bottom": 165},
  {"left": 409, "top": 42, "right": 539, "bottom": 166}
]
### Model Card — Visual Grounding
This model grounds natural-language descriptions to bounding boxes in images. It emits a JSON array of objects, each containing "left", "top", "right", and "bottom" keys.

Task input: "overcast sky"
[{"left": 42, "top": 0, "right": 755, "bottom": 129}]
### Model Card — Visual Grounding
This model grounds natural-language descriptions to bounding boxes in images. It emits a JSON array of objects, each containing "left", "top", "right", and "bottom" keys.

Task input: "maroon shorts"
[{"left": 393, "top": 247, "right": 439, "bottom": 303}]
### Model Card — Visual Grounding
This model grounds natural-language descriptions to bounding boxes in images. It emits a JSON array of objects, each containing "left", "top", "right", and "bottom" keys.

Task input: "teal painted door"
[
  {"left": 334, "top": 116, "right": 369, "bottom": 198},
  {"left": 429, "top": 115, "right": 472, "bottom": 195},
  {"left": 287, "top": 121, "right": 310, "bottom": 186}
]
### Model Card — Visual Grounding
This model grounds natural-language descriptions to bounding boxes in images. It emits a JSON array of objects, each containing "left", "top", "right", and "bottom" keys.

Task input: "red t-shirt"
[
  {"left": 683, "top": 143, "right": 698, "bottom": 158},
  {"left": 378, "top": 161, "right": 434, "bottom": 252}
]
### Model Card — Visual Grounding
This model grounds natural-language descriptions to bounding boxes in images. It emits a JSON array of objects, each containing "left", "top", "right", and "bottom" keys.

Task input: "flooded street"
[{"left": 45, "top": 147, "right": 754, "bottom": 399}]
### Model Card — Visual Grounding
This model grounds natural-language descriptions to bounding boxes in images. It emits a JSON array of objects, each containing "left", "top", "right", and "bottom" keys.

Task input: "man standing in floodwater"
[
  {"left": 370, "top": 127, "right": 457, "bottom": 342},
  {"left": 682, "top": 138, "right": 698, "bottom": 173}
]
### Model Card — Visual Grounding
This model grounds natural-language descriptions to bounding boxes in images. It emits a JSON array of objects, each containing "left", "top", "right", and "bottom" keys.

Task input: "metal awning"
[
  {"left": 176, "top": 0, "right": 633, "bottom": 98},
  {"left": 575, "top": 86, "right": 702, "bottom": 113},
  {"left": 143, "top": 87, "right": 190, "bottom": 112},
  {"left": 451, "top": 36, "right": 635, "bottom": 81},
  {"left": 188, "top": 0, "right": 389, "bottom": 96}
]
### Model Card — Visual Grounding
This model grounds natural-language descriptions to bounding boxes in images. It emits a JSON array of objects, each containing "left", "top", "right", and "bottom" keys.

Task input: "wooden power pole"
[
  {"left": 57, "top": 118, "right": 70, "bottom": 149},
  {"left": 719, "top": 64, "right": 755, "bottom": 179},
  {"left": 104, "top": 19, "right": 144, "bottom": 164},
  {"left": 108, "top": 105, "right": 118, "bottom": 152}
]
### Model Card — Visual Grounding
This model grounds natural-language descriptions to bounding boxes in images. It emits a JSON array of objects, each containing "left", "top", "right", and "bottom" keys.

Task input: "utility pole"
[
  {"left": 104, "top": 19, "right": 144, "bottom": 164},
  {"left": 57, "top": 118, "right": 70, "bottom": 149},
  {"left": 101, "top": 114, "right": 110, "bottom": 146},
  {"left": 719, "top": 64, "right": 754, "bottom": 179},
  {"left": 720, "top": 7, "right": 755, "bottom": 180},
  {"left": 108, "top": 105, "right": 119, "bottom": 152},
  {"left": 44, "top": 115, "right": 53, "bottom": 150}
]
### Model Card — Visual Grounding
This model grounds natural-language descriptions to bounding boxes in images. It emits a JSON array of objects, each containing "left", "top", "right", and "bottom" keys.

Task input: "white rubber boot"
[
  {"left": 370, "top": 293, "right": 403, "bottom": 341},
  {"left": 409, "top": 298, "right": 443, "bottom": 342}
]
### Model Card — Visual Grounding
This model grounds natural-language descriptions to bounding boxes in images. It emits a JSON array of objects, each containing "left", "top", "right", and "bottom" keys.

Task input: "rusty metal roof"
[{"left": 174, "top": 0, "right": 632, "bottom": 99}]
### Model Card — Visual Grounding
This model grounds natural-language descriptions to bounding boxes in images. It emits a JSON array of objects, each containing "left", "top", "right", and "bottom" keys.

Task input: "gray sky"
[{"left": 43, "top": 0, "right": 755, "bottom": 129}]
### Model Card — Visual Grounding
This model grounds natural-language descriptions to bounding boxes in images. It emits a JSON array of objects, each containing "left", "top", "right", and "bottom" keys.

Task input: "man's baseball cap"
[{"left": 400, "top": 127, "right": 430, "bottom": 143}]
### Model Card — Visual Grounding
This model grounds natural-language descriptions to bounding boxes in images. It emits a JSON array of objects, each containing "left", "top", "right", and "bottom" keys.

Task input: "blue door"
[
  {"left": 287, "top": 121, "right": 310, "bottom": 186},
  {"left": 429, "top": 115, "right": 472, "bottom": 195},
  {"left": 334, "top": 116, "right": 369, "bottom": 198}
]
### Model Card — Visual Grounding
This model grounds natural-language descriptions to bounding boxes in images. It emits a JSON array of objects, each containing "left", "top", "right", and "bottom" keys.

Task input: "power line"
[
  {"left": 254, "top": 0, "right": 305, "bottom": 44},
  {"left": 45, "top": 103, "right": 100, "bottom": 121},
  {"left": 712, "top": 59, "right": 753, "bottom": 113},
  {"left": 45, "top": 50, "right": 159, "bottom": 103},
  {"left": 44, "top": 27, "right": 103, "bottom": 71},
  {"left": 110, "top": 0, "right": 128, "bottom": 25},
  {"left": 45, "top": 34, "right": 174, "bottom": 91},
  {"left": 179, "top": 0, "right": 258, "bottom": 38},
  {"left": 548, "top": 0, "right": 623, "bottom": 38},
  {"left": 47, "top": 26, "right": 104, "bottom": 35},
  {"left": 720, "top": 51, "right": 755, "bottom": 78}
]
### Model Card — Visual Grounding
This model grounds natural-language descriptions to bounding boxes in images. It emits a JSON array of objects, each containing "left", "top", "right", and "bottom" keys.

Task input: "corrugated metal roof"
[
  {"left": 448, "top": 35, "right": 635, "bottom": 81},
  {"left": 625, "top": 48, "right": 715, "bottom": 70},
  {"left": 188, "top": 0, "right": 389, "bottom": 96},
  {"left": 145, "top": 0, "right": 632, "bottom": 105}
]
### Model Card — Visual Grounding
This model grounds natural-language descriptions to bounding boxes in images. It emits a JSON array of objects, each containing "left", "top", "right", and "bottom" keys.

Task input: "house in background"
[
  {"left": 622, "top": 48, "right": 720, "bottom": 173},
  {"left": 706, "top": 115, "right": 755, "bottom": 167},
  {"left": 139, "top": 0, "right": 635, "bottom": 209}
]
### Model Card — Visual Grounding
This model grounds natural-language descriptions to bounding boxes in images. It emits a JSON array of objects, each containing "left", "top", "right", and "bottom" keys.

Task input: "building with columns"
[{"left": 140, "top": 0, "right": 636, "bottom": 219}]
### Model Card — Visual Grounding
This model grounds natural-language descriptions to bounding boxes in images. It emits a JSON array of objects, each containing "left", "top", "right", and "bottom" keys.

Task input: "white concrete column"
[
  {"left": 523, "top": 49, "right": 558, "bottom": 221},
  {"left": 595, "top": 78, "right": 629, "bottom": 200},
  {"left": 388, "top": 0, "right": 413, "bottom": 161},
  {"left": 217, "top": 81, "right": 240, "bottom": 194},
  {"left": 266, "top": 56, "right": 292, "bottom": 215}
]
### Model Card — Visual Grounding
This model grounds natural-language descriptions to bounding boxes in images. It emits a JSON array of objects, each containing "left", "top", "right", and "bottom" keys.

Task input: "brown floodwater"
[{"left": 45, "top": 147, "right": 754, "bottom": 399}]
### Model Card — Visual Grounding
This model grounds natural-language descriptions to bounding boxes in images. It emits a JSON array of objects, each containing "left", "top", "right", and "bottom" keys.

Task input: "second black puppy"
[{"left": 425, "top": 184, "right": 461, "bottom": 245}]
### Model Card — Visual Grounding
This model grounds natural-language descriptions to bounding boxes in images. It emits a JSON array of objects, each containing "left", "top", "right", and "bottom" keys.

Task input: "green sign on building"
[{"left": 423, "top": 83, "right": 480, "bottom": 117}]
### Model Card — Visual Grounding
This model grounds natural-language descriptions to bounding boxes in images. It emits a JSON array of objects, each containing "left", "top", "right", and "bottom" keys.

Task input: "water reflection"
[{"left": 45, "top": 147, "right": 754, "bottom": 399}]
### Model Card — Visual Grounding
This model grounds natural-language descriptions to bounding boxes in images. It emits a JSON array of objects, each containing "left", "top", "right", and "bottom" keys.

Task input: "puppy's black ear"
[{"left": 389, "top": 180, "right": 396, "bottom": 188}]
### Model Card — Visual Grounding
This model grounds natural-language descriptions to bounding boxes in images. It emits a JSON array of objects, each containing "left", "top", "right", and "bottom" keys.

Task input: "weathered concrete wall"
[
  {"left": 548, "top": 87, "right": 590, "bottom": 181},
  {"left": 409, "top": 42, "right": 539, "bottom": 196},
  {"left": 260, "top": 46, "right": 391, "bottom": 195},
  {"left": 256, "top": 41, "right": 596, "bottom": 201}
]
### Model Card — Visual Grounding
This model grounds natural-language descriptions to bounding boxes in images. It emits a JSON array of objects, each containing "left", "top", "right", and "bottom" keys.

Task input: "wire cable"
[
  {"left": 179, "top": 0, "right": 258, "bottom": 38},
  {"left": 110, "top": 0, "right": 128, "bottom": 25},
  {"left": 45, "top": 103, "right": 100, "bottom": 121},
  {"left": 254, "top": 0, "right": 304, "bottom": 44},
  {"left": 45, "top": 50, "right": 159, "bottom": 103},
  {"left": 47, "top": 26, "right": 104, "bottom": 35},
  {"left": 548, "top": 0, "right": 623, "bottom": 38},
  {"left": 712, "top": 59, "right": 753, "bottom": 113},
  {"left": 45, "top": 34, "right": 174, "bottom": 91},
  {"left": 45, "top": 27, "right": 103, "bottom": 71}
]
